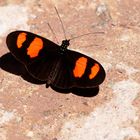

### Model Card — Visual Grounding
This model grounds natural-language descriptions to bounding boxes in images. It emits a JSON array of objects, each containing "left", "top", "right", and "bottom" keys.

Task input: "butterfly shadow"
[
  {"left": 0, "top": 53, "right": 45, "bottom": 84},
  {"left": 1, "top": 53, "right": 99, "bottom": 97},
  {"left": 51, "top": 86, "right": 99, "bottom": 97}
]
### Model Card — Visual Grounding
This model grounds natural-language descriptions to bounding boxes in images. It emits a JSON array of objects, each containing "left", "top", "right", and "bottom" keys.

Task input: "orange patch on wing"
[
  {"left": 17, "top": 32, "right": 27, "bottom": 48},
  {"left": 73, "top": 57, "right": 87, "bottom": 78},
  {"left": 89, "top": 63, "right": 100, "bottom": 79},
  {"left": 27, "top": 37, "right": 43, "bottom": 58}
]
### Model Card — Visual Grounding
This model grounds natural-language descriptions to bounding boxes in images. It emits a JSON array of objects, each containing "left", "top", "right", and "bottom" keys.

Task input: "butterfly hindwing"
[
  {"left": 6, "top": 30, "right": 59, "bottom": 65},
  {"left": 52, "top": 56, "right": 73, "bottom": 89},
  {"left": 26, "top": 53, "right": 62, "bottom": 83}
]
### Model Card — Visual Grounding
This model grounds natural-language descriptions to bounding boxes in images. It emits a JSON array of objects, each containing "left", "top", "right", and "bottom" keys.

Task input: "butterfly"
[{"left": 6, "top": 30, "right": 105, "bottom": 91}]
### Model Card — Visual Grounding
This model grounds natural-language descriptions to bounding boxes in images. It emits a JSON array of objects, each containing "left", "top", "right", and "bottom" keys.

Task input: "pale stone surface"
[
  {"left": 58, "top": 79, "right": 140, "bottom": 140},
  {"left": 0, "top": 4, "right": 29, "bottom": 36},
  {"left": 0, "top": 0, "right": 140, "bottom": 140}
]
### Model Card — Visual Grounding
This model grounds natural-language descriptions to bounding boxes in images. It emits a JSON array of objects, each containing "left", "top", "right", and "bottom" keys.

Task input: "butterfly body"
[
  {"left": 6, "top": 30, "right": 105, "bottom": 90},
  {"left": 59, "top": 39, "right": 70, "bottom": 54}
]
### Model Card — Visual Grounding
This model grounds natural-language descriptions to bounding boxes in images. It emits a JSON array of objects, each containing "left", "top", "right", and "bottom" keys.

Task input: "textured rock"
[{"left": 0, "top": 0, "right": 140, "bottom": 140}]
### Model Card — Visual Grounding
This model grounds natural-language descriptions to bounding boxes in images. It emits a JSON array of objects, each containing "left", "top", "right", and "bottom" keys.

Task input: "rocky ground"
[{"left": 0, "top": 0, "right": 140, "bottom": 140}]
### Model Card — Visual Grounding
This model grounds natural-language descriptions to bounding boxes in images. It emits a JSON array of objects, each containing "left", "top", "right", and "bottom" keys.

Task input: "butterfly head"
[{"left": 60, "top": 39, "right": 70, "bottom": 53}]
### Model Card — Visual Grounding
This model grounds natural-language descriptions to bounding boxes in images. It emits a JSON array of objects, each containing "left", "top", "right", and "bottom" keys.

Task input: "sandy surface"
[{"left": 0, "top": 0, "right": 140, "bottom": 140}]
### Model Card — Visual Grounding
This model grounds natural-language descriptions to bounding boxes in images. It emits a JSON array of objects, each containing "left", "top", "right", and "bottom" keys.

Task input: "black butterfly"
[{"left": 6, "top": 30, "right": 105, "bottom": 91}]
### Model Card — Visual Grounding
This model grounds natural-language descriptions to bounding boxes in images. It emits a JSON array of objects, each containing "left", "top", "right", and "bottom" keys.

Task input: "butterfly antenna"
[
  {"left": 47, "top": 23, "right": 59, "bottom": 44},
  {"left": 69, "top": 31, "right": 105, "bottom": 40},
  {"left": 54, "top": 6, "right": 67, "bottom": 40}
]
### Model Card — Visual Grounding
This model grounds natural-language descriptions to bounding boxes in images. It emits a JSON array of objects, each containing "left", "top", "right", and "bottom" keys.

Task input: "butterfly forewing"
[
  {"left": 53, "top": 50, "right": 106, "bottom": 89},
  {"left": 6, "top": 31, "right": 59, "bottom": 65},
  {"left": 68, "top": 50, "right": 105, "bottom": 87}
]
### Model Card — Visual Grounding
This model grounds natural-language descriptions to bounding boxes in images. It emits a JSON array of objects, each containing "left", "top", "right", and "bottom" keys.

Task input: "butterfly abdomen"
[{"left": 46, "top": 56, "right": 62, "bottom": 85}]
